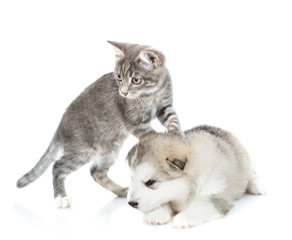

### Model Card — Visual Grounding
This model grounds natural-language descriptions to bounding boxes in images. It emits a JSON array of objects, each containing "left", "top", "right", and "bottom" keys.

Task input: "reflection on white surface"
[{"left": 7, "top": 186, "right": 288, "bottom": 240}]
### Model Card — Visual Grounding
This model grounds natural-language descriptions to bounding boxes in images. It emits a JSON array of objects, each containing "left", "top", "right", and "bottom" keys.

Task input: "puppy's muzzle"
[{"left": 128, "top": 201, "right": 138, "bottom": 208}]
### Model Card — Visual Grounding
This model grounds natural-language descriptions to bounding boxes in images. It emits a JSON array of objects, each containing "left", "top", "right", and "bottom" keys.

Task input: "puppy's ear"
[
  {"left": 166, "top": 157, "right": 187, "bottom": 171},
  {"left": 126, "top": 144, "right": 146, "bottom": 168}
]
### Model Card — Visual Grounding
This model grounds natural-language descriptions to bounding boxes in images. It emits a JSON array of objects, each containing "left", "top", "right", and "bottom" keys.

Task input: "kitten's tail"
[{"left": 16, "top": 132, "right": 62, "bottom": 188}]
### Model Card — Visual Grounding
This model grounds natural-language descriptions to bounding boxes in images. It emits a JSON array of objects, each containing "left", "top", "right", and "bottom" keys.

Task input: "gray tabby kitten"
[{"left": 17, "top": 41, "right": 181, "bottom": 208}]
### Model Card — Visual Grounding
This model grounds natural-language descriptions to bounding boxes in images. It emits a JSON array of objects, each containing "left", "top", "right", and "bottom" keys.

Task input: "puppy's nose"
[{"left": 128, "top": 201, "right": 138, "bottom": 208}]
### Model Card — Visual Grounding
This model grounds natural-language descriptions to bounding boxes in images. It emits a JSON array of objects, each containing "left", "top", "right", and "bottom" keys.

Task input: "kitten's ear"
[
  {"left": 107, "top": 41, "right": 130, "bottom": 61},
  {"left": 166, "top": 157, "right": 187, "bottom": 171},
  {"left": 136, "top": 50, "right": 165, "bottom": 71}
]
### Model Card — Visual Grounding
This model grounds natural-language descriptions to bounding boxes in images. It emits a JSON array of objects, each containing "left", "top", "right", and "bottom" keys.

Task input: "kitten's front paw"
[
  {"left": 55, "top": 196, "right": 72, "bottom": 208},
  {"left": 145, "top": 207, "right": 171, "bottom": 225},
  {"left": 172, "top": 213, "right": 197, "bottom": 229}
]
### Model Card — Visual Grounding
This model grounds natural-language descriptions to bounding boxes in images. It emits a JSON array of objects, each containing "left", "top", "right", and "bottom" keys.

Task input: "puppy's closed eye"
[{"left": 145, "top": 179, "right": 156, "bottom": 187}]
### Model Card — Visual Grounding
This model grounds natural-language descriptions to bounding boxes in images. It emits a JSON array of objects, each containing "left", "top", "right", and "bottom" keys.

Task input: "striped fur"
[
  {"left": 16, "top": 41, "right": 181, "bottom": 207},
  {"left": 157, "top": 105, "right": 181, "bottom": 133}
]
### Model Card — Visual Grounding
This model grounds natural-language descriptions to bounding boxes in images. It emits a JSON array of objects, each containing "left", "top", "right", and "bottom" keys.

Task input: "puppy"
[{"left": 127, "top": 125, "right": 265, "bottom": 228}]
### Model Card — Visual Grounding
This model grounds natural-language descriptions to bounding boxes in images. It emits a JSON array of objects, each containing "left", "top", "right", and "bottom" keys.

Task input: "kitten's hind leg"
[
  {"left": 53, "top": 153, "right": 88, "bottom": 208},
  {"left": 90, "top": 157, "right": 128, "bottom": 197}
]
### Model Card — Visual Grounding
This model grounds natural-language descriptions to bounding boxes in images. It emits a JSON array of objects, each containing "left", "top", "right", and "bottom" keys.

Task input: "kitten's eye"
[
  {"left": 116, "top": 73, "right": 122, "bottom": 81},
  {"left": 132, "top": 77, "right": 142, "bottom": 85},
  {"left": 145, "top": 179, "right": 156, "bottom": 187}
]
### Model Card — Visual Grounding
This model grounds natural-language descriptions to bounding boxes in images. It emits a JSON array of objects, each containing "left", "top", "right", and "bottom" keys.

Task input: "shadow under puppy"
[{"left": 127, "top": 125, "right": 265, "bottom": 228}]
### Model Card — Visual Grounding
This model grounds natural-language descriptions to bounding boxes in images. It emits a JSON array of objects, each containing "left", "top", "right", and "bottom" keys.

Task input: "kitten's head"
[{"left": 108, "top": 41, "right": 167, "bottom": 99}]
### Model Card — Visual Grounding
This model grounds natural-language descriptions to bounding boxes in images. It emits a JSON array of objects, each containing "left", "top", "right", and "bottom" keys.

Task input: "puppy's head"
[{"left": 127, "top": 133, "right": 190, "bottom": 213}]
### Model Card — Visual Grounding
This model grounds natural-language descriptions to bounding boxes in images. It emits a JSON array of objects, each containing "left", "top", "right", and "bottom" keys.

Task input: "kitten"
[{"left": 17, "top": 41, "right": 182, "bottom": 208}]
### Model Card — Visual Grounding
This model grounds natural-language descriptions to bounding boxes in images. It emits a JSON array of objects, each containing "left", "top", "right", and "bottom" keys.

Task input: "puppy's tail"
[
  {"left": 246, "top": 171, "right": 266, "bottom": 195},
  {"left": 16, "top": 132, "right": 62, "bottom": 188}
]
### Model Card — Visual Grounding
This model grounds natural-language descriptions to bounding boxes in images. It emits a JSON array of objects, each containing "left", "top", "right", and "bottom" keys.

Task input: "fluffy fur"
[
  {"left": 127, "top": 125, "right": 265, "bottom": 228},
  {"left": 16, "top": 41, "right": 182, "bottom": 208}
]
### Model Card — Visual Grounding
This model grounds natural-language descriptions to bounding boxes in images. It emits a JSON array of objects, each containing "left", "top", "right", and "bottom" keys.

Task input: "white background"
[{"left": 1, "top": 0, "right": 291, "bottom": 239}]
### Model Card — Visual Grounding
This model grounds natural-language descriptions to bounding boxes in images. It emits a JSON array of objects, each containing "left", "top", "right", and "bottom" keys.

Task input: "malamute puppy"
[{"left": 127, "top": 125, "right": 265, "bottom": 228}]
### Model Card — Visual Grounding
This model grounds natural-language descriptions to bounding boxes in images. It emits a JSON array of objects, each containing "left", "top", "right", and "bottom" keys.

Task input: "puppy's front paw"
[
  {"left": 145, "top": 207, "right": 171, "bottom": 225},
  {"left": 55, "top": 196, "right": 72, "bottom": 208},
  {"left": 172, "top": 213, "right": 196, "bottom": 229}
]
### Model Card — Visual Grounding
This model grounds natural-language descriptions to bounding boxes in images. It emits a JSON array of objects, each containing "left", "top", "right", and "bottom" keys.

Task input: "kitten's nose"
[
  {"left": 121, "top": 91, "right": 128, "bottom": 96},
  {"left": 128, "top": 201, "right": 138, "bottom": 208}
]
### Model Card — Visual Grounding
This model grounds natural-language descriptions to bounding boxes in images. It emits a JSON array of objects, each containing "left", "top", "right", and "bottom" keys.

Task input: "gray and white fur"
[
  {"left": 127, "top": 125, "right": 265, "bottom": 228},
  {"left": 16, "top": 41, "right": 181, "bottom": 208}
]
